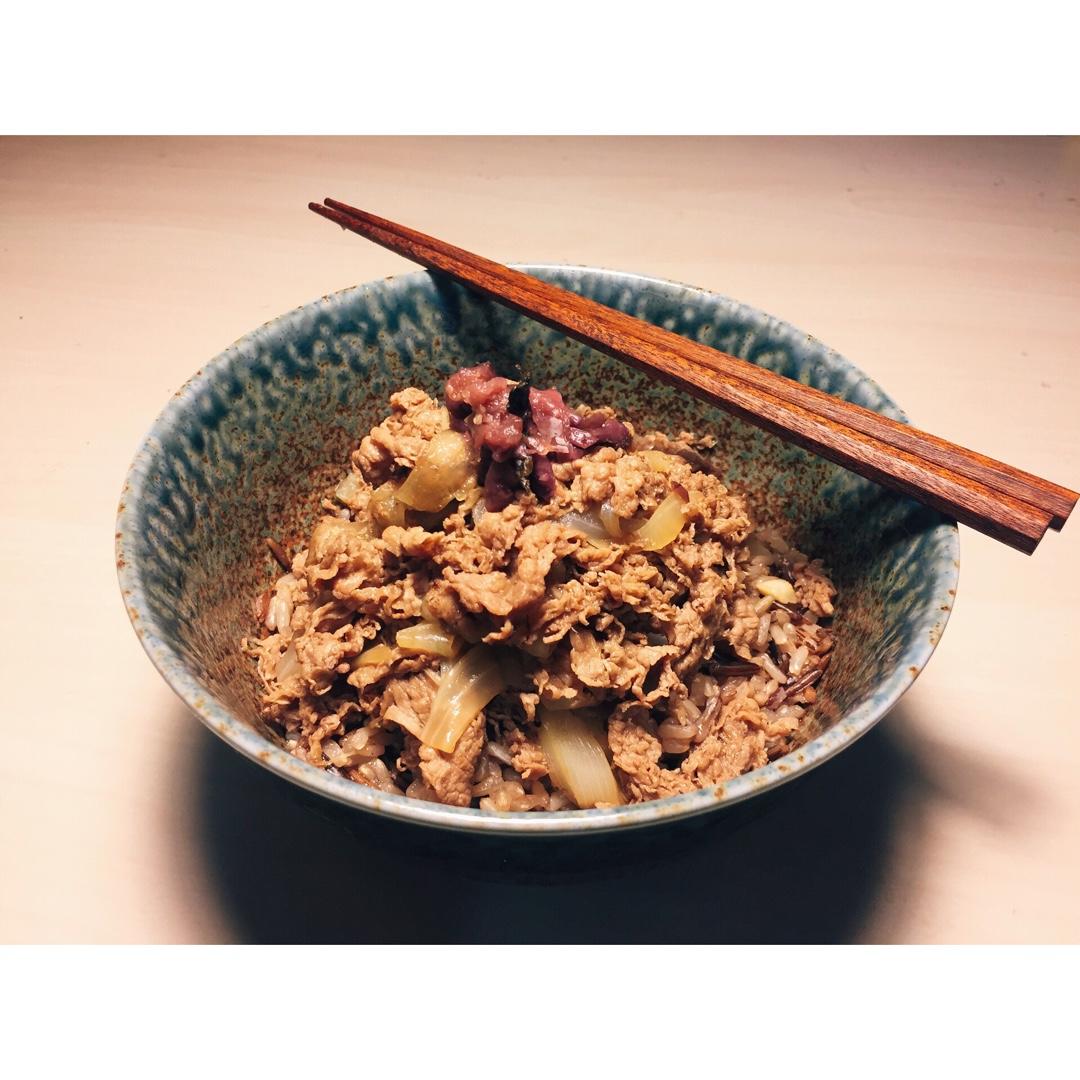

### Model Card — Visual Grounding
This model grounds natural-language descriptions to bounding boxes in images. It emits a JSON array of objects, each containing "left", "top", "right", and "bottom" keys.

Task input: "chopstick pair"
[{"left": 308, "top": 197, "right": 1077, "bottom": 554}]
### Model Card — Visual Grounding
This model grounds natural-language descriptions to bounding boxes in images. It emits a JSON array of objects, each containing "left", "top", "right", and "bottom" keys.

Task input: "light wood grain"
[{"left": 1, "top": 137, "right": 1078, "bottom": 943}]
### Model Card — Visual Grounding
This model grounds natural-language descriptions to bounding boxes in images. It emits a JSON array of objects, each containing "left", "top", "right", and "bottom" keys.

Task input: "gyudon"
[{"left": 244, "top": 363, "right": 835, "bottom": 810}]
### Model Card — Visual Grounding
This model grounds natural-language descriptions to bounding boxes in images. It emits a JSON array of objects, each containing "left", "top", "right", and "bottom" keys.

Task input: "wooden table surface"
[{"left": 3, "top": 136, "right": 1077, "bottom": 943}]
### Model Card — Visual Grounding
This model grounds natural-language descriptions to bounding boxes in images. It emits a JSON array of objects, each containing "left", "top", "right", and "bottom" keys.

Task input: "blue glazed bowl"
[{"left": 116, "top": 266, "right": 958, "bottom": 837}]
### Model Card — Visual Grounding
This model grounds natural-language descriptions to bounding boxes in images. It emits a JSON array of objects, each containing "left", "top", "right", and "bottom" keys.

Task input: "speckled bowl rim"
[{"left": 117, "top": 265, "right": 959, "bottom": 836}]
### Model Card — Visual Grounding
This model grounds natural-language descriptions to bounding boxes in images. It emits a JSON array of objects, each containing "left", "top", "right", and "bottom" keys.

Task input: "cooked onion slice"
[
  {"left": 395, "top": 621, "right": 462, "bottom": 659},
  {"left": 755, "top": 576, "right": 798, "bottom": 605},
  {"left": 632, "top": 488, "right": 689, "bottom": 551},
  {"left": 422, "top": 646, "right": 506, "bottom": 752},
  {"left": 396, "top": 430, "right": 474, "bottom": 512},
  {"left": 540, "top": 694, "right": 591, "bottom": 711},
  {"left": 538, "top": 709, "right": 622, "bottom": 809},
  {"left": 558, "top": 510, "right": 612, "bottom": 548},
  {"left": 353, "top": 642, "right": 395, "bottom": 668},
  {"left": 333, "top": 471, "right": 366, "bottom": 508},
  {"left": 599, "top": 500, "right": 623, "bottom": 538},
  {"left": 370, "top": 482, "right": 407, "bottom": 528},
  {"left": 277, "top": 642, "right": 301, "bottom": 682},
  {"left": 455, "top": 478, "right": 483, "bottom": 512},
  {"left": 638, "top": 449, "right": 677, "bottom": 474}
]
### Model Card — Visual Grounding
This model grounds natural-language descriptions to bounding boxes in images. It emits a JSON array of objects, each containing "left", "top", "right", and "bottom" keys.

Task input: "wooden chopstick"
[
  {"left": 309, "top": 199, "right": 1076, "bottom": 554},
  {"left": 309, "top": 198, "right": 1053, "bottom": 553}
]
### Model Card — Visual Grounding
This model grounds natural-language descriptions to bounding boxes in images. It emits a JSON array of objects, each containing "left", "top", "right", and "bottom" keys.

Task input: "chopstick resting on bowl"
[{"left": 308, "top": 198, "right": 1077, "bottom": 555}]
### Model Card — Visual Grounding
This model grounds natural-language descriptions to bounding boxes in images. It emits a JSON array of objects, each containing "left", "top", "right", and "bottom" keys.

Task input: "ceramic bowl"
[{"left": 116, "top": 266, "right": 958, "bottom": 837}]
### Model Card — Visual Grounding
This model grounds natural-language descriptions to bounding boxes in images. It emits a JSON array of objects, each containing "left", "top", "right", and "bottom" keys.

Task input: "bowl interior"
[{"left": 118, "top": 266, "right": 958, "bottom": 832}]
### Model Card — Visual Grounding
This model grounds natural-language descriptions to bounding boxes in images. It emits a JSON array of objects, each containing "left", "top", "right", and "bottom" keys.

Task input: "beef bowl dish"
[{"left": 117, "top": 266, "right": 958, "bottom": 836}]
